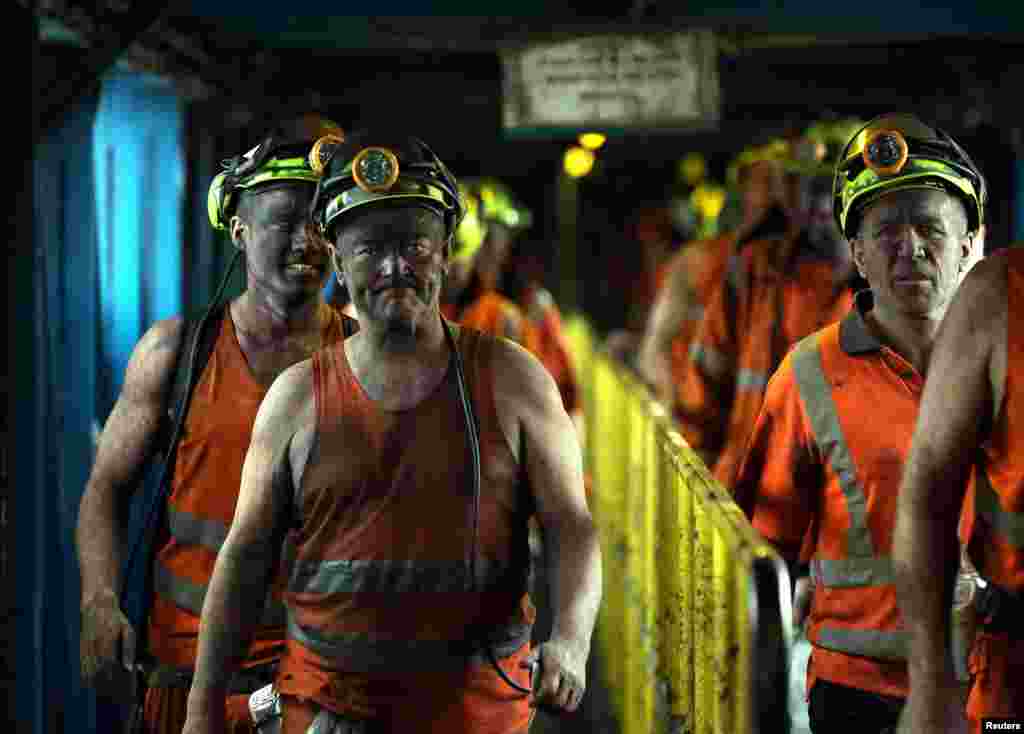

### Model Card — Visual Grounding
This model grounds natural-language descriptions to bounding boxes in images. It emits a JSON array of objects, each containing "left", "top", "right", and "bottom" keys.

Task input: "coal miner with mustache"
[
  {"left": 732, "top": 113, "right": 987, "bottom": 734},
  {"left": 182, "top": 130, "right": 602, "bottom": 734},
  {"left": 76, "top": 114, "right": 359, "bottom": 734}
]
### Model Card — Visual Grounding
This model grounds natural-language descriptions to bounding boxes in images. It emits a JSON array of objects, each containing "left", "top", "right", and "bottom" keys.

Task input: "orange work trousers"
[
  {"left": 142, "top": 686, "right": 257, "bottom": 734},
  {"left": 280, "top": 644, "right": 534, "bottom": 734},
  {"left": 967, "top": 631, "right": 1024, "bottom": 734}
]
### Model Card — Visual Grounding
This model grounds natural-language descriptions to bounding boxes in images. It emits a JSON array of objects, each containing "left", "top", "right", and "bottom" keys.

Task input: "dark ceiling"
[{"left": 29, "top": 2, "right": 1024, "bottom": 188}]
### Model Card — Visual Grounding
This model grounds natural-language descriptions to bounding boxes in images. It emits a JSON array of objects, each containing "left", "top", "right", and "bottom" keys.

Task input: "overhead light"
[
  {"left": 578, "top": 132, "right": 607, "bottom": 151},
  {"left": 563, "top": 146, "right": 596, "bottom": 178}
]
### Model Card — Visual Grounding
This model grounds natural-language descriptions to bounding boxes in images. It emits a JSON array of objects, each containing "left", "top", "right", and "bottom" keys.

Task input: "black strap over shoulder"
[{"left": 119, "top": 303, "right": 225, "bottom": 612}]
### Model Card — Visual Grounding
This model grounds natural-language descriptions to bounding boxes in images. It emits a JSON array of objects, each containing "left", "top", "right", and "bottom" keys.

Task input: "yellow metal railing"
[{"left": 564, "top": 315, "right": 792, "bottom": 734}]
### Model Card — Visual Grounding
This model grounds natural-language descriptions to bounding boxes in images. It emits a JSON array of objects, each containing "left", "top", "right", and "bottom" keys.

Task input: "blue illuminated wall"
[
  {"left": 20, "top": 67, "right": 185, "bottom": 734},
  {"left": 93, "top": 69, "right": 184, "bottom": 409}
]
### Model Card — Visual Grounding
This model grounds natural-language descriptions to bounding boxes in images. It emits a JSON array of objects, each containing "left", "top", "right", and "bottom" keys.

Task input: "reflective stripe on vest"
[
  {"left": 288, "top": 557, "right": 528, "bottom": 596},
  {"left": 286, "top": 613, "right": 532, "bottom": 673},
  {"left": 815, "top": 626, "right": 909, "bottom": 662},
  {"left": 737, "top": 367, "right": 770, "bottom": 393},
  {"left": 153, "top": 562, "right": 286, "bottom": 627},
  {"left": 810, "top": 556, "right": 896, "bottom": 587},
  {"left": 286, "top": 557, "right": 531, "bottom": 671},
  {"left": 976, "top": 468, "right": 1024, "bottom": 549},
  {"left": 168, "top": 509, "right": 228, "bottom": 553},
  {"left": 791, "top": 334, "right": 907, "bottom": 661}
]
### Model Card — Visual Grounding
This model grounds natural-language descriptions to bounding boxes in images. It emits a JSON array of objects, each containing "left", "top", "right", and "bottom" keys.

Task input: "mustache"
[
  {"left": 372, "top": 275, "right": 421, "bottom": 292},
  {"left": 285, "top": 254, "right": 328, "bottom": 267}
]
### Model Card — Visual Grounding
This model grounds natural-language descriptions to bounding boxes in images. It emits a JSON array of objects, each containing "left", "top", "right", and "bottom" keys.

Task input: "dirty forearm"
[
  {"left": 76, "top": 480, "right": 128, "bottom": 604},
  {"left": 191, "top": 543, "right": 278, "bottom": 695},
  {"left": 545, "top": 518, "right": 603, "bottom": 652}
]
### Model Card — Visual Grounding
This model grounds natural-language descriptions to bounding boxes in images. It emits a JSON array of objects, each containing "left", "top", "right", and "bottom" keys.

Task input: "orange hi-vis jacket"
[
  {"left": 148, "top": 308, "right": 350, "bottom": 669},
  {"left": 519, "top": 283, "right": 579, "bottom": 416},
  {"left": 442, "top": 289, "right": 539, "bottom": 352},
  {"left": 962, "top": 248, "right": 1024, "bottom": 727},
  {"left": 678, "top": 233, "right": 854, "bottom": 490},
  {"left": 666, "top": 232, "right": 736, "bottom": 414},
  {"left": 276, "top": 327, "right": 535, "bottom": 727},
  {"left": 735, "top": 294, "right": 913, "bottom": 699}
]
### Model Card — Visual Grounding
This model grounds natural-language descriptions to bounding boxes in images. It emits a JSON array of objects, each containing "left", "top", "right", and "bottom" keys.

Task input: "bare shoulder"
[
  {"left": 121, "top": 315, "right": 186, "bottom": 402},
  {"left": 943, "top": 252, "right": 1007, "bottom": 343},
  {"left": 489, "top": 335, "right": 561, "bottom": 410},
  {"left": 255, "top": 358, "right": 316, "bottom": 436}
]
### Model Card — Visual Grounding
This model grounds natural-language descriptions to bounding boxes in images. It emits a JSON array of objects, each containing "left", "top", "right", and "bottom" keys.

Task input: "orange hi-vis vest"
[
  {"left": 679, "top": 235, "right": 854, "bottom": 490},
  {"left": 968, "top": 248, "right": 1024, "bottom": 593},
  {"left": 736, "top": 295, "right": 914, "bottom": 699},
  {"left": 441, "top": 290, "right": 539, "bottom": 352},
  {"left": 276, "top": 326, "right": 535, "bottom": 719},
  {"left": 667, "top": 232, "right": 736, "bottom": 415},
  {"left": 520, "top": 284, "right": 579, "bottom": 415},
  {"left": 148, "top": 308, "right": 348, "bottom": 669}
]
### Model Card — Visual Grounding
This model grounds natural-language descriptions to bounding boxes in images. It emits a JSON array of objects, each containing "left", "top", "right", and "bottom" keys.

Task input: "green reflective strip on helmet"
[
  {"left": 323, "top": 181, "right": 451, "bottom": 232},
  {"left": 236, "top": 157, "right": 320, "bottom": 189},
  {"left": 837, "top": 157, "right": 981, "bottom": 237}
]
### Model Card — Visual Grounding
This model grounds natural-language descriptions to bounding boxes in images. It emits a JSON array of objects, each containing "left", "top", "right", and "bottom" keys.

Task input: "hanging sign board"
[{"left": 501, "top": 30, "right": 720, "bottom": 134}]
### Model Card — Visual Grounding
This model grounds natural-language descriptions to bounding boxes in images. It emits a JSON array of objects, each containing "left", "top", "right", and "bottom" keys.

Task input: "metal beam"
[{"left": 34, "top": 1, "right": 179, "bottom": 142}]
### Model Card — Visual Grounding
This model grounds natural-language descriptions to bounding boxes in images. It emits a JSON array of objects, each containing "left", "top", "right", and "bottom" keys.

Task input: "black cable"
[
  {"left": 119, "top": 249, "right": 243, "bottom": 604},
  {"left": 442, "top": 319, "right": 533, "bottom": 696}
]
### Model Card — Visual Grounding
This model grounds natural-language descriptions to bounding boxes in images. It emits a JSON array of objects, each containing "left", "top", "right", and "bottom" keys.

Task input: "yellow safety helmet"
[
  {"left": 453, "top": 181, "right": 487, "bottom": 262},
  {"left": 206, "top": 114, "right": 345, "bottom": 231},
  {"left": 832, "top": 112, "right": 987, "bottom": 238},
  {"left": 787, "top": 118, "right": 866, "bottom": 178},
  {"left": 310, "top": 128, "right": 463, "bottom": 243},
  {"left": 726, "top": 139, "right": 790, "bottom": 188},
  {"left": 453, "top": 177, "right": 532, "bottom": 261}
]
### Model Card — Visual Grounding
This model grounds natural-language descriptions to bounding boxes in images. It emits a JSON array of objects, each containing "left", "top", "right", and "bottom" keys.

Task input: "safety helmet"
[
  {"left": 453, "top": 177, "right": 533, "bottom": 262},
  {"left": 206, "top": 113, "right": 345, "bottom": 231},
  {"left": 786, "top": 118, "right": 866, "bottom": 178},
  {"left": 453, "top": 181, "right": 487, "bottom": 262},
  {"left": 832, "top": 113, "right": 987, "bottom": 239},
  {"left": 726, "top": 139, "right": 790, "bottom": 188},
  {"left": 310, "top": 129, "right": 464, "bottom": 243}
]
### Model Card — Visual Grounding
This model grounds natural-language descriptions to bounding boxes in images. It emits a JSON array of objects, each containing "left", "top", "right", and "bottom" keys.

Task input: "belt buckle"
[{"left": 249, "top": 682, "right": 281, "bottom": 727}]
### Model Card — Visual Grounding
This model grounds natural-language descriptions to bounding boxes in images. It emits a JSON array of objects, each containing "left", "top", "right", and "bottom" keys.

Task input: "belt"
[
  {"left": 973, "top": 579, "right": 1024, "bottom": 638},
  {"left": 143, "top": 661, "right": 278, "bottom": 695}
]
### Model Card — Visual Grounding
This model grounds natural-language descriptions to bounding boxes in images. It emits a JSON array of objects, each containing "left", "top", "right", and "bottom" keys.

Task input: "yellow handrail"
[{"left": 564, "top": 314, "right": 791, "bottom": 734}]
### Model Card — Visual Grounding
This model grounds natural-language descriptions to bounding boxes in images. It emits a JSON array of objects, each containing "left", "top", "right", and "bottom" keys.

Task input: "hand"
[
  {"left": 181, "top": 689, "right": 228, "bottom": 734},
  {"left": 792, "top": 576, "right": 814, "bottom": 631},
  {"left": 896, "top": 669, "right": 969, "bottom": 734},
  {"left": 604, "top": 330, "right": 640, "bottom": 366},
  {"left": 520, "top": 638, "right": 588, "bottom": 714},
  {"left": 637, "top": 349, "right": 674, "bottom": 406},
  {"left": 79, "top": 588, "right": 137, "bottom": 701}
]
